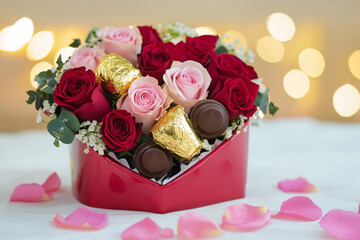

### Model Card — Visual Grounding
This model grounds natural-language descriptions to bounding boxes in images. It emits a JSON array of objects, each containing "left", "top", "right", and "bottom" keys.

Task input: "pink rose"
[
  {"left": 65, "top": 47, "right": 105, "bottom": 72},
  {"left": 116, "top": 76, "right": 171, "bottom": 133},
  {"left": 163, "top": 60, "right": 211, "bottom": 113},
  {"left": 98, "top": 27, "right": 142, "bottom": 66}
]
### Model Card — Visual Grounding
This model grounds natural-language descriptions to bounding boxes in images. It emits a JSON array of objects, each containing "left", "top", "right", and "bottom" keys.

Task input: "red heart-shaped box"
[{"left": 70, "top": 122, "right": 249, "bottom": 213}]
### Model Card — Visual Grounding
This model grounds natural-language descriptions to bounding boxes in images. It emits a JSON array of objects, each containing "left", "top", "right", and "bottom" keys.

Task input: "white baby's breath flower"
[
  {"left": 224, "top": 127, "right": 233, "bottom": 140},
  {"left": 75, "top": 120, "right": 106, "bottom": 155},
  {"left": 202, "top": 139, "right": 213, "bottom": 151},
  {"left": 36, "top": 112, "right": 43, "bottom": 124}
]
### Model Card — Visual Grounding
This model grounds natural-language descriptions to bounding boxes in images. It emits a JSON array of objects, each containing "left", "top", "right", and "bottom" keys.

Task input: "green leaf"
[
  {"left": 56, "top": 54, "right": 64, "bottom": 70},
  {"left": 69, "top": 39, "right": 81, "bottom": 48},
  {"left": 53, "top": 139, "right": 60, "bottom": 147},
  {"left": 259, "top": 89, "right": 269, "bottom": 114},
  {"left": 115, "top": 151, "right": 132, "bottom": 159},
  {"left": 58, "top": 108, "right": 80, "bottom": 131},
  {"left": 35, "top": 94, "right": 43, "bottom": 110},
  {"left": 42, "top": 86, "right": 54, "bottom": 94},
  {"left": 215, "top": 45, "right": 228, "bottom": 54},
  {"left": 26, "top": 91, "right": 36, "bottom": 104},
  {"left": 47, "top": 118, "right": 74, "bottom": 144},
  {"left": 47, "top": 79, "right": 57, "bottom": 88},
  {"left": 34, "top": 72, "right": 47, "bottom": 89},
  {"left": 269, "top": 102, "right": 279, "bottom": 115},
  {"left": 85, "top": 27, "right": 99, "bottom": 43}
]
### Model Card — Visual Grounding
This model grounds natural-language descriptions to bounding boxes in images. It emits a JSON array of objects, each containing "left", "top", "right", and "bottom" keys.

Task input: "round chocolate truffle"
[
  {"left": 190, "top": 100, "right": 229, "bottom": 139},
  {"left": 134, "top": 141, "right": 174, "bottom": 179}
]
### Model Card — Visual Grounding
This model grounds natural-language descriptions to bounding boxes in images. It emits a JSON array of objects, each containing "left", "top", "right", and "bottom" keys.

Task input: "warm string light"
[
  {"left": 257, "top": 36, "right": 284, "bottom": 63},
  {"left": 333, "top": 84, "right": 360, "bottom": 117},
  {"left": 0, "top": 17, "right": 34, "bottom": 52},
  {"left": 194, "top": 26, "right": 217, "bottom": 36},
  {"left": 26, "top": 31, "right": 54, "bottom": 60}
]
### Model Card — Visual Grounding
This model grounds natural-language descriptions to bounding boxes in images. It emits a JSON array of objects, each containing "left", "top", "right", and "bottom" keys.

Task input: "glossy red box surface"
[{"left": 70, "top": 123, "right": 249, "bottom": 213}]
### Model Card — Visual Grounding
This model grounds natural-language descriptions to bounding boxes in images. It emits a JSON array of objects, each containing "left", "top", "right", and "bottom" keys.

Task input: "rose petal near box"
[
  {"left": 273, "top": 196, "right": 322, "bottom": 221},
  {"left": 319, "top": 209, "right": 360, "bottom": 240},
  {"left": 10, "top": 183, "right": 51, "bottom": 202},
  {"left": 53, "top": 207, "right": 108, "bottom": 230},
  {"left": 222, "top": 204, "right": 271, "bottom": 231},
  {"left": 121, "top": 217, "right": 173, "bottom": 240},
  {"left": 278, "top": 177, "right": 318, "bottom": 193},
  {"left": 177, "top": 212, "right": 222, "bottom": 239},
  {"left": 42, "top": 172, "right": 61, "bottom": 193}
]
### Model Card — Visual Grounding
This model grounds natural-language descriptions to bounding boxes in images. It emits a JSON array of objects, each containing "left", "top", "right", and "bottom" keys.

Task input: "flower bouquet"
[{"left": 26, "top": 22, "right": 278, "bottom": 213}]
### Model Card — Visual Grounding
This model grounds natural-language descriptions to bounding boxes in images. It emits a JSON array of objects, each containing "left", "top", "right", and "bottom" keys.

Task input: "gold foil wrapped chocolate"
[
  {"left": 95, "top": 53, "right": 142, "bottom": 98},
  {"left": 150, "top": 105, "right": 202, "bottom": 163}
]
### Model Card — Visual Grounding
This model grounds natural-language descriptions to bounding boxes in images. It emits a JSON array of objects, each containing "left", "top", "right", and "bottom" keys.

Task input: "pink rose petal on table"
[
  {"left": 177, "top": 212, "right": 222, "bottom": 239},
  {"left": 221, "top": 204, "right": 271, "bottom": 231},
  {"left": 42, "top": 172, "right": 61, "bottom": 193},
  {"left": 278, "top": 177, "right": 318, "bottom": 193},
  {"left": 53, "top": 207, "right": 108, "bottom": 230},
  {"left": 319, "top": 209, "right": 360, "bottom": 240},
  {"left": 10, "top": 183, "right": 51, "bottom": 202},
  {"left": 274, "top": 196, "right": 322, "bottom": 221},
  {"left": 121, "top": 217, "right": 173, "bottom": 240}
]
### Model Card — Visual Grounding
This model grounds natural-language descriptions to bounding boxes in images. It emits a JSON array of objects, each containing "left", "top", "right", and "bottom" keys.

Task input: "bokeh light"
[
  {"left": 257, "top": 36, "right": 284, "bottom": 63},
  {"left": 333, "top": 84, "right": 360, "bottom": 117},
  {"left": 26, "top": 31, "right": 54, "bottom": 60},
  {"left": 222, "top": 30, "right": 248, "bottom": 49},
  {"left": 348, "top": 50, "right": 360, "bottom": 79},
  {"left": 195, "top": 26, "right": 217, "bottom": 36},
  {"left": 299, "top": 48, "right": 325, "bottom": 78},
  {"left": 283, "top": 70, "right": 310, "bottom": 99},
  {"left": 54, "top": 47, "right": 75, "bottom": 64},
  {"left": 267, "top": 13, "right": 296, "bottom": 41},
  {"left": 30, "top": 62, "right": 53, "bottom": 88},
  {"left": 0, "top": 17, "right": 34, "bottom": 52}
]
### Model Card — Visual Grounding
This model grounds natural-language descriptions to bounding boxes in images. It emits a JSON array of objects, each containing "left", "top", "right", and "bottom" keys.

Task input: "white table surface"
[{"left": 0, "top": 118, "right": 359, "bottom": 239}]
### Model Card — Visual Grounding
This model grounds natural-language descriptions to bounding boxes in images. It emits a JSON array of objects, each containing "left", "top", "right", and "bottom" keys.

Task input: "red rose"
[
  {"left": 177, "top": 35, "right": 218, "bottom": 67},
  {"left": 53, "top": 67, "right": 111, "bottom": 122},
  {"left": 207, "top": 53, "right": 258, "bottom": 95},
  {"left": 100, "top": 109, "right": 142, "bottom": 152},
  {"left": 137, "top": 25, "right": 161, "bottom": 47},
  {"left": 137, "top": 41, "right": 184, "bottom": 84},
  {"left": 210, "top": 77, "right": 259, "bottom": 120}
]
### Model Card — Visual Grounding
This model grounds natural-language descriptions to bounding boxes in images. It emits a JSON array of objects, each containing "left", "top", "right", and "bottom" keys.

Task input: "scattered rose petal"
[
  {"left": 319, "top": 209, "right": 360, "bottom": 240},
  {"left": 10, "top": 183, "right": 51, "bottom": 202},
  {"left": 278, "top": 177, "right": 318, "bottom": 193},
  {"left": 42, "top": 172, "right": 61, "bottom": 193},
  {"left": 53, "top": 207, "right": 108, "bottom": 230},
  {"left": 221, "top": 204, "right": 271, "bottom": 231},
  {"left": 274, "top": 196, "right": 322, "bottom": 221},
  {"left": 121, "top": 217, "right": 173, "bottom": 240},
  {"left": 358, "top": 202, "right": 360, "bottom": 214},
  {"left": 177, "top": 212, "right": 222, "bottom": 239}
]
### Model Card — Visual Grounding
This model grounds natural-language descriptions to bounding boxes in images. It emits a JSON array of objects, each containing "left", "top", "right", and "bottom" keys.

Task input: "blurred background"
[{"left": 0, "top": 0, "right": 359, "bottom": 132}]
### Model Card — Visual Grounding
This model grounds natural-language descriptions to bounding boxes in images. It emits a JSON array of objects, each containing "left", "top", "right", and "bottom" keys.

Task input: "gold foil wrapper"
[
  {"left": 150, "top": 105, "right": 202, "bottom": 163},
  {"left": 95, "top": 53, "right": 142, "bottom": 98}
]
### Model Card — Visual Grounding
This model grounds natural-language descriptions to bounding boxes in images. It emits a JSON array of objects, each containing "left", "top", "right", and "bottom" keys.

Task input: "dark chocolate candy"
[
  {"left": 134, "top": 141, "right": 174, "bottom": 179},
  {"left": 189, "top": 100, "right": 229, "bottom": 139}
]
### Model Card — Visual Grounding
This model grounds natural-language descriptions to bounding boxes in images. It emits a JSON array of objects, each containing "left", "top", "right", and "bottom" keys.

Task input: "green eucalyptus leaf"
[
  {"left": 259, "top": 89, "right": 269, "bottom": 114},
  {"left": 47, "top": 118, "right": 74, "bottom": 144},
  {"left": 269, "top": 102, "right": 279, "bottom": 115},
  {"left": 69, "top": 39, "right": 81, "bottom": 48},
  {"left": 35, "top": 72, "right": 47, "bottom": 89},
  {"left": 26, "top": 91, "right": 36, "bottom": 104},
  {"left": 47, "top": 79, "right": 57, "bottom": 88},
  {"left": 35, "top": 94, "right": 43, "bottom": 110},
  {"left": 58, "top": 109, "right": 80, "bottom": 131},
  {"left": 115, "top": 151, "right": 132, "bottom": 159},
  {"left": 42, "top": 86, "right": 54, "bottom": 94},
  {"left": 215, "top": 45, "right": 228, "bottom": 54}
]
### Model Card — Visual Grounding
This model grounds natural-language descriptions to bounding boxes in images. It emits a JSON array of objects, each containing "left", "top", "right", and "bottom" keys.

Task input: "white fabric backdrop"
[{"left": 0, "top": 118, "right": 359, "bottom": 239}]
